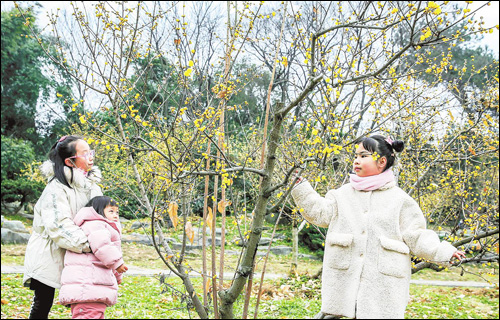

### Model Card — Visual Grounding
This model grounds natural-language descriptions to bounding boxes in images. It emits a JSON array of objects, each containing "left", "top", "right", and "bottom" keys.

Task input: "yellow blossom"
[{"left": 428, "top": 1, "right": 439, "bottom": 9}]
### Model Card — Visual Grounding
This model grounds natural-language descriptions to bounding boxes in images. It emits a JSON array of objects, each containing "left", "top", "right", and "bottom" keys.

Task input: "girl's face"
[
  {"left": 65, "top": 140, "right": 94, "bottom": 171},
  {"left": 353, "top": 144, "right": 387, "bottom": 177},
  {"left": 103, "top": 205, "right": 119, "bottom": 222}
]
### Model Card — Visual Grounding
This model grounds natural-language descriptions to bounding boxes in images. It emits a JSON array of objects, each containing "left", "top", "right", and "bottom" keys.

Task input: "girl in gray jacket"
[
  {"left": 292, "top": 134, "right": 465, "bottom": 319},
  {"left": 23, "top": 135, "right": 102, "bottom": 319}
]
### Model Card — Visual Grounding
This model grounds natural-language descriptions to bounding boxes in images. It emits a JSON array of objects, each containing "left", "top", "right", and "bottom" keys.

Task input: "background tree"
[
  {"left": 0, "top": 135, "right": 44, "bottom": 211},
  {"left": 1, "top": 5, "right": 73, "bottom": 154},
  {"left": 1, "top": 4, "right": 72, "bottom": 209}
]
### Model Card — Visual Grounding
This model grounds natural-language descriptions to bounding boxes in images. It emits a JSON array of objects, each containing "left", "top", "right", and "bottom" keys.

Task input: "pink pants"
[{"left": 70, "top": 302, "right": 107, "bottom": 319}]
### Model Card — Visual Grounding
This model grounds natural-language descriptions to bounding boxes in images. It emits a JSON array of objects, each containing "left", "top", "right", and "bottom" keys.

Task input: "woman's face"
[
  {"left": 65, "top": 140, "right": 94, "bottom": 171},
  {"left": 353, "top": 144, "right": 386, "bottom": 177}
]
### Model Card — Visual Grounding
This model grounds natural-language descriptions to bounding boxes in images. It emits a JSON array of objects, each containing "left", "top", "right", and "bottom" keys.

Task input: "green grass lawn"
[
  {"left": 1, "top": 241, "right": 498, "bottom": 319},
  {"left": 1, "top": 273, "right": 498, "bottom": 319},
  {"left": 406, "top": 285, "right": 499, "bottom": 319}
]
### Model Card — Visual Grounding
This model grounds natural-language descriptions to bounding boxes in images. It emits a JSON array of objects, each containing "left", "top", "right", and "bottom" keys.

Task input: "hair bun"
[{"left": 392, "top": 140, "right": 404, "bottom": 152}]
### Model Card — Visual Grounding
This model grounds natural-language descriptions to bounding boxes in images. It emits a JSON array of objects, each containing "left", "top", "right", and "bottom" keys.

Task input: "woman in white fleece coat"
[
  {"left": 23, "top": 135, "right": 102, "bottom": 319},
  {"left": 291, "top": 135, "right": 465, "bottom": 319}
]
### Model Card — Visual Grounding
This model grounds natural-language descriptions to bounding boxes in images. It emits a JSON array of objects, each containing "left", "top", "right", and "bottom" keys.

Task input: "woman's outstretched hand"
[
  {"left": 451, "top": 250, "right": 466, "bottom": 262},
  {"left": 293, "top": 170, "right": 303, "bottom": 185}
]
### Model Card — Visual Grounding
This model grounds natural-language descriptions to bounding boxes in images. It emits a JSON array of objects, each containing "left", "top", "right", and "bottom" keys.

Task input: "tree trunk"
[{"left": 218, "top": 113, "right": 285, "bottom": 318}]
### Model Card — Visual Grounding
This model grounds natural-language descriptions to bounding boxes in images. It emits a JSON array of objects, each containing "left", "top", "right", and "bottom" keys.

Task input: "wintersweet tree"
[{"left": 16, "top": 1, "right": 498, "bottom": 318}]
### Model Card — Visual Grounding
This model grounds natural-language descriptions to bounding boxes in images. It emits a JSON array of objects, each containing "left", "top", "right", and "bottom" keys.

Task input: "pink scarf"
[{"left": 349, "top": 169, "right": 395, "bottom": 191}]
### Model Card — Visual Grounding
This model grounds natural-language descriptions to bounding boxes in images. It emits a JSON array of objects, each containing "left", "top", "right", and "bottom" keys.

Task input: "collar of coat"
[{"left": 40, "top": 160, "right": 102, "bottom": 189}]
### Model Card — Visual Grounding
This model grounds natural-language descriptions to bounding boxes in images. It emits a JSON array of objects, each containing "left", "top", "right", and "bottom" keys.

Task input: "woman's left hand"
[{"left": 451, "top": 250, "right": 466, "bottom": 261}]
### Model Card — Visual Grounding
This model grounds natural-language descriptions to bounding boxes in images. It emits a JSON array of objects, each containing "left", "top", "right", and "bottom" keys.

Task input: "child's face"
[
  {"left": 353, "top": 144, "right": 386, "bottom": 177},
  {"left": 104, "top": 205, "right": 119, "bottom": 222}
]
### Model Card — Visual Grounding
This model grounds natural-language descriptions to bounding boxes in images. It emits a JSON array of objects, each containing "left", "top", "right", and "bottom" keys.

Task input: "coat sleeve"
[
  {"left": 85, "top": 221, "right": 124, "bottom": 270},
  {"left": 291, "top": 180, "right": 338, "bottom": 228},
  {"left": 400, "top": 196, "right": 457, "bottom": 266},
  {"left": 41, "top": 189, "right": 90, "bottom": 253}
]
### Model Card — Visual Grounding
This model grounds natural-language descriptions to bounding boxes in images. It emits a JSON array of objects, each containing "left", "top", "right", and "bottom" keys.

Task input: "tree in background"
[
  {"left": 1, "top": 5, "right": 63, "bottom": 208},
  {"left": 1, "top": 5, "right": 73, "bottom": 155},
  {"left": 0, "top": 135, "right": 44, "bottom": 212}
]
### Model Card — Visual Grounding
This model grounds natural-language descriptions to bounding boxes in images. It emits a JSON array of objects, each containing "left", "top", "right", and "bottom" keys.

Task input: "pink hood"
[
  {"left": 73, "top": 206, "right": 122, "bottom": 233},
  {"left": 59, "top": 207, "right": 124, "bottom": 306}
]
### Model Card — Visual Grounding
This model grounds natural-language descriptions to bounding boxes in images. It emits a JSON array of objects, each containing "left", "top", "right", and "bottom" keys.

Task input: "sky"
[
  {"left": 1, "top": 1, "right": 498, "bottom": 56},
  {"left": 467, "top": 1, "right": 499, "bottom": 56}
]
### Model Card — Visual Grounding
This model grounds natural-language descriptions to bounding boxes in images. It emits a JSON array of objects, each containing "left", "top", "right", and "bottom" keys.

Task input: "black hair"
[
  {"left": 85, "top": 196, "right": 119, "bottom": 217},
  {"left": 357, "top": 134, "right": 404, "bottom": 171},
  {"left": 48, "top": 135, "right": 83, "bottom": 188}
]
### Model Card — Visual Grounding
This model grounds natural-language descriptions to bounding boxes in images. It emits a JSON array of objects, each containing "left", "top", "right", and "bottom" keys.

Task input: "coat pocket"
[
  {"left": 91, "top": 262, "right": 115, "bottom": 286},
  {"left": 377, "top": 236, "right": 410, "bottom": 278},
  {"left": 325, "top": 232, "right": 354, "bottom": 270}
]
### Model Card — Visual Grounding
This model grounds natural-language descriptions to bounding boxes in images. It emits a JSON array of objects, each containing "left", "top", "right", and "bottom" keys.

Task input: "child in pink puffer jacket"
[{"left": 59, "top": 196, "right": 128, "bottom": 319}]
